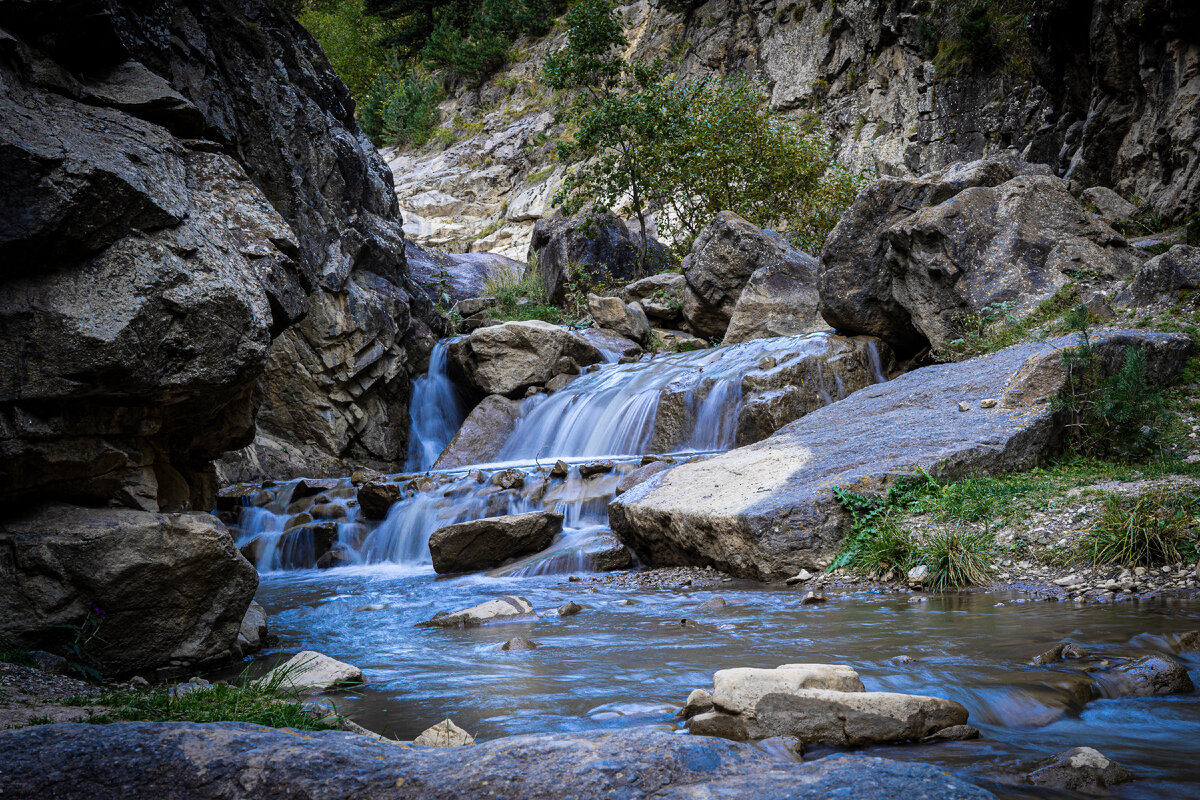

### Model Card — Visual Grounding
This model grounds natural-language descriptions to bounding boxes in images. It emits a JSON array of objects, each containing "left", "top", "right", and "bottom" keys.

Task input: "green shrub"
[
  {"left": 480, "top": 268, "right": 563, "bottom": 323},
  {"left": 919, "top": 0, "right": 1033, "bottom": 79},
  {"left": 1080, "top": 490, "right": 1200, "bottom": 567},
  {"left": 360, "top": 68, "right": 443, "bottom": 146},
  {"left": 916, "top": 526, "right": 995, "bottom": 591}
]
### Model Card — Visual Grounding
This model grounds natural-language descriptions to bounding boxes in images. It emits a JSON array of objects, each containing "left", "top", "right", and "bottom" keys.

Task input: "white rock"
[
  {"left": 710, "top": 664, "right": 865, "bottom": 716},
  {"left": 418, "top": 596, "right": 537, "bottom": 628},
  {"left": 785, "top": 569, "right": 814, "bottom": 585},
  {"left": 958, "top": 401, "right": 970, "bottom": 412},
  {"left": 907, "top": 564, "right": 929, "bottom": 584},
  {"left": 258, "top": 650, "right": 363, "bottom": 693},
  {"left": 415, "top": 718, "right": 476, "bottom": 747}
]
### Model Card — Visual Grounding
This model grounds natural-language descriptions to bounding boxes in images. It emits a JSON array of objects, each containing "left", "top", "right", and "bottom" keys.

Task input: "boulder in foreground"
[
  {"left": 611, "top": 330, "right": 1190, "bottom": 580},
  {"left": 429, "top": 512, "right": 562, "bottom": 574},
  {"left": 0, "top": 722, "right": 997, "bottom": 800}
]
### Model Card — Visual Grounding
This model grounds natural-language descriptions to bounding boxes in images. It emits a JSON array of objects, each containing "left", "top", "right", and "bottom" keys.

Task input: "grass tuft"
[
  {"left": 1079, "top": 490, "right": 1200, "bottom": 567},
  {"left": 916, "top": 525, "right": 995, "bottom": 591}
]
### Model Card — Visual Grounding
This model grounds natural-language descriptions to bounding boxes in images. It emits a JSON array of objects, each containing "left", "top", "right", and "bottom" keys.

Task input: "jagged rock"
[
  {"left": 616, "top": 460, "right": 672, "bottom": 495},
  {"left": 1095, "top": 654, "right": 1195, "bottom": 698},
  {"left": 490, "top": 468, "right": 526, "bottom": 490},
  {"left": 821, "top": 157, "right": 1142, "bottom": 354},
  {"left": 584, "top": 534, "right": 635, "bottom": 572},
  {"left": 557, "top": 602, "right": 584, "bottom": 617},
  {"left": 236, "top": 601, "right": 268, "bottom": 654},
  {"left": 579, "top": 460, "right": 615, "bottom": 478},
  {"left": 1081, "top": 186, "right": 1138, "bottom": 223},
  {"left": 654, "top": 329, "right": 709, "bottom": 352},
  {"left": 449, "top": 321, "right": 604, "bottom": 397},
  {"left": 687, "top": 664, "right": 967, "bottom": 745},
  {"left": 1026, "top": 747, "right": 1134, "bottom": 793},
  {"left": 357, "top": 481, "right": 402, "bottom": 521},
  {"left": 682, "top": 212, "right": 813, "bottom": 340},
  {"left": 1116, "top": 245, "right": 1200, "bottom": 309},
  {"left": 0, "top": 722, "right": 999, "bottom": 799},
  {"left": 417, "top": 596, "right": 538, "bottom": 628},
  {"left": 259, "top": 651, "right": 363, "bottom": 693},
  {"left": 575, "top": 327, "right": 643, "bottom": 360},
  {"left": 588, "top": 294, "right": 650, "bottom": 345},
  {"left": 611, "top": 330, "right": 1190, "bottom": 580},
  {"left": 526, "top": 210, "right": 668, "bottom": 304},
  {"left": 0, "top": 504, "right": 256, "bottom": 676},
  {"left": 435, "top": 395, "right": 522, "bottom": 469},
  {"left": 724, "top": 248, "right": 824, "bottom": 344},
  {"left": 415, "top": 719, "right": 477, "bottom": 747},
  {"left": 428, "top": 512, "right": 562, "bottom": 574}
]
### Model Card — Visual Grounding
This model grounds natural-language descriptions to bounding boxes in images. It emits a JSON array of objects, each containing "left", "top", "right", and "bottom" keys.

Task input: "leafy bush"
[
  {"left": 1080, "top": 490, "right": 1199, "bottom": 567},
  {"left": 919, "top": 0, "right": 1034, "bottom": 78},
  {"left": 297, "top": 0, "right": 401, "bottom": 102},
  {"left": 360, "top": 68, "right": 444, "bottom": 146}
]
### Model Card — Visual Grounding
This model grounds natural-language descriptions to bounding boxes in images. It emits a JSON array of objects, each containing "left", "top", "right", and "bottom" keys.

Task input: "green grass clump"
[
  {"left": 479, "top": 269, "right": 563, "bottom": 324},
  {"left": 0, "top": 637, "right": 36, "bottom": 669},
  {"left": 1079, "top": 490, "right": 1200, "bottom": 567},
  {"left": 916, "top": 526, "right": 995, "bottom": 591}
]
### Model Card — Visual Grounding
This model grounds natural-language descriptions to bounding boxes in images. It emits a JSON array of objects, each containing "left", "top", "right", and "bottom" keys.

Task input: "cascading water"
[{"left": 234, "top": 331, "right": 882, "bottom": 574}]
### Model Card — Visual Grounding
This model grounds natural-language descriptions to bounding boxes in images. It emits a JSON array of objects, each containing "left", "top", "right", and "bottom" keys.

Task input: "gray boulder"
[
  {"left": 526, "top": 210, "right": 669, "bottom": 304},
  {"left": 1026, "top": 747, "right": 1134, "bottom": 793},
  {"left": 1095, "top": 654, "right": 1196, "bottom": 698},
  {"left": 405, "top": 240, "right": 523, "bottom": 304},
  {"left": 725, "top": 249, "right": 824, "bottom": 344},
  {"left": 0, "top": 722, "right": 996, "bottom": 800},
  {"left": 236, "top": 601, "right": 269, "bottom": 654},
  {"left": 434, "top": 395, "right": 523, "bottom": 469},
  {"left": 682, "top": 212, "right": 814, "bottom": 340},
  {"left": 449, "top": 321, "right": 604, "bottom": 397},
  {"left": 623, "top": 273, "right": 686, "bottom": 323},
  {"left": 0, "top": 505, "right": 256, "bottom": 675},
  {"left": 1117, "top": 245, "right": 1200, "bottom": 309},
  {"left": 610, "top": 330, "right": 1190, "bottom": 580},
  {"left": 418, "top": 596, "right": 537, "bottom": 628},
  {"left": 428, "top": 512, "right": 563, "bottom": 574},
  {"left": 587, "top": 294, "right": 650, "bottom": 345},
  {"left": 1081, "top": 186, "right": 1138, "bottom": 223}
]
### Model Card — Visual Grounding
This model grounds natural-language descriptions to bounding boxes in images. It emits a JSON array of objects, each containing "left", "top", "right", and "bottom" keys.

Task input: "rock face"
[
  {"left": 526, "top": 210, "right": 667, "bottom": 304},
  {"left": 1026, "top": 747, "right": 1134, "bottom": 793},
  {"left": 434, "top": 395, "right": 523, "bottom": 469},
  {"left": 405, "top": 240, "right": 523, "bottom": 304},
  {"left": 682, "top": 213, "right": 815, "bottom": 340},
  {"left": 258, "top": 651, "right": 363, "bottom": 693},
  {"left": 448, "top": 321, "right": 604, "bottom": 398},
  {"left": 610, "top": 330, "right": 1190, "bottom": 580},
  {"left": 686, "top": 664, "right": 968, "bottom": 745},
  {"left": 820, "top": 156, "right": 1143, "bottom": 354},
  {"left": 0, "top": 722, "right": 998, "bottom": 800},
  {"left": 1117, "top": 245, "right": 1200, "bottom": 310},
  {"left": 428, "top": 512, "right": 563, "bottom": 574},
  {"left": 0, "top": 505, "right": 257, "bottom": 675}
]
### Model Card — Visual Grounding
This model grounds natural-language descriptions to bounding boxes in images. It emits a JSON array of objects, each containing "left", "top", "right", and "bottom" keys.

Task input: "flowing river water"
[{"left": 233, "top": 332, "right": 1200, "bottom": 799}]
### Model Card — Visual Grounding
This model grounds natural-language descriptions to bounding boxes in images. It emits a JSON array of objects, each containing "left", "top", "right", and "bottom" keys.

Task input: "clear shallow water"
[{"left": 250, "top": 568, "right": 1200, "bottom": 799}]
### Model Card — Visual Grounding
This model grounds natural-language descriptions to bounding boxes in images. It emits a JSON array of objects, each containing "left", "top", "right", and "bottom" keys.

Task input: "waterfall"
[{"left": 405, "top": 341, "right": 465, "bottom": 471}]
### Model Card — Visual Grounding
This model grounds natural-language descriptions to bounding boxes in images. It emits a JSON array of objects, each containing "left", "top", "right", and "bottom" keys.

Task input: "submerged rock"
[
  {"left": 1095, "top": 654, "right": 1195, "bottom": 698},
  {"left": 428, "top": 512, "right": 563, "bottom": 574},
  {"left": 259, "top": 651, "right": 363, "bottom": 693},
  {"left": 0, "top": 722, "right": 998, "bottom": 799},
  {"left": 418, "top": 597, "right": 538, "bottom": 628},
  {"left": 449, "top": 320, "right": 604, "bottom": 397},
  {"left": 1026, "top": 746, "right": 1134, "bottom": 793},
  {"left": 415, "top": 718, "right": 477, "bottom": 747},
  {"left": 500, "top": 637, "right": 541, "bottom": 651},
  {"left": 610, "top": 330, "right": 1190, "bottom": 580},
  {"left": 434, "top": 395, "right": 523, "bottom": 469},
  {"left": 1031, "top": 642, "right": 1089, "bottom": 665}
]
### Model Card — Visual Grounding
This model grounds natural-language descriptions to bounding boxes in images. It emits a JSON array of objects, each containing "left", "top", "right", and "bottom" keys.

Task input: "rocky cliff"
[
  {"left": 0, "top": 0, "right": 438, "bottom": 672},
  {"left": 389, "top": 0, "right": 1199, "bottom": 256}
]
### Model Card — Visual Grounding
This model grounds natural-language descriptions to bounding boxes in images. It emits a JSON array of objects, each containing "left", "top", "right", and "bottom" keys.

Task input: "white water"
[{"left": 404, "top": 341, "right": 465, "bottom": 471}]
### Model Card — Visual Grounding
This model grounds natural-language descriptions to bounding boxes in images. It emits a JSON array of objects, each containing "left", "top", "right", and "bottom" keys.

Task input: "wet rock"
[
  {"left": 575, "top": 327, "right": 644, "bottom": 360},
  {"left": 584, "top": 535, "right": 635, "bottom": 572},
  {"left": 579, "top": 460, "right": 615, "bottom": 478},
  {"left": 588, "top": 294, "right": 651, "bottom": 345},
  {"left": 357, "top": 481, "right": 401, "bottom": 521},
  {"left": 1081, "top": 186, "right": 1138, "bottom": 223},
  {"left": 0, "top": 504, "right": 256, "bottom": 676},
  {"left": 679, "top": 688, "right": 715, "bottom": 719},
  {"left": 1116, "top": 245, "right": 1200, "bottom": 309},
  {"left": 435, "top": 395, "right": 522, "bottom": 469},
  {"left": 310, "top": 503, "right": 347, "bottom": 521},
  {"left": 490, "top": 469, "right": 526, "bottom": 490},
  {"left": 550, "top": 460, "right": 570, "bottom": 478},
  {"left": 259, "top": 651, "right": 363, "bottom": 693},
  {"left": 449, "top": 320, "right": 604, "bottom": 398},
  {"left": 276, "top": 522, "right": 339, "bottom": 569},
  {"left": 799, "top": 591, "right": 826, "bottom": 605},
  {"left": 698, "top": 597, "right": 727, "bottom": 611},
  {"left": 616, "top": 461, "right": 672, "bottom": 495},
  {"left": 654, "top": 329, "right": 710, "bottom": 352},
  {"left": 1026, "top": 746, "right": 1134, "bottom": 793},
  {"left": 557, "top": 602, "right": 584, "bottom": 617},
  {"left": 527, "top": 210, "right": 669, "bottom": 304},
  {"left": 500, "top": 637, "right": 541, "bottom": 651},
  {"left": 428, "top": 512, "right": 562, "bottom": 574},
  {"left": 236, "top": 601, "right": 269, "bottom": 654},
  {"left": 417, "top": 596, "right": 538, "bottom": 628},
  {"left": 725, "top": 248, "right": 824, "bottom": 344},
  {"left": 0, "top": 722, "right": 998, "bottom": 799},
  {"left": 925, "top": 724, "right": 980, "bottom": 741},
  {"left": 611, "top": 330, "right": 1190, "bottom": 580},
  {"left": 1096, "top": 654, "right": 1195, "bottom": 698},
  {"left": 1031, "top": 642, "right": 1089, "bottom": 665},
  {"left": 415, "top": 718, "right": 476, "bottom": 747},
  {"left": 316, "top": 547, "right": 354, "bottom": 570}
]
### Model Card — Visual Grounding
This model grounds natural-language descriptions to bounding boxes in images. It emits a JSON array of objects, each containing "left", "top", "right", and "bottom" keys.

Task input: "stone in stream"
[
  {"left": 428, "top": 512, "right": 563, "bottom": 574},
  {"left": 448, "top": 320, "right": 604, "bottom": 398},
  {"left": 357, "top": 481, "right": 402, "bottom": 520},
  {"left": 925, "top": 724, "right": 980, "bottom": 741},
  {"left": 0, "top": 722, "right": 998, "bottom": 799},
  {"left": 653, "top": 328, "right": 709, "bottom": 352},
  {"left": 236, "top": 601, "right": 269, "bottom": 654},
  {"left": 557, "top": 602, "right": 585, "bottom": 616},
  {"left": 579, "top": 460, "right": 615, "bottom": 478},
  {"left": 1031, "top": 642, "right": 1089, "bottom": 665},
  {"left": 686, "top": 664, "right": 969, "bottom": 745},
  {"left": 679, "top": 689, "right": 715, "bottom": 719},
  {"left": 698, "top": 597, "right": 727, "bottom": 611},
  {"left": 610, "top": 330, "right": 1191, "bottom": 580},
  {"left": 615, "top": 460, "right": 672, "bottom": 495},
  {"left": 1094, "top": 654, "right": 1195, "bottom": 698},
  {"left": 1025, "top": 746, "right": 1134, "bottom": 793},
  {"left": 584, "top": 535, "right": 635, "bottom": 572},
  {"left": 418, "top": 597, "right": 538, "bottom": 628},
  {"left": 434, "top": 395, "right": 523, "bottom": 469},
  {"left": 415, "top": 718, "right": 477, "bottom": 747},
  {"left": 587, "top": 294, "right": 651, "bottom": 345},
  {"left": 258, "top": 651, "right": 363, "bottom": 693},
  {"left": 500, "top": 637, "right": 541, "bottom": 651}
]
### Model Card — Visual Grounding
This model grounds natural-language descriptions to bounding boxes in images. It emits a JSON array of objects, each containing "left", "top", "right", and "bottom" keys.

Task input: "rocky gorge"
[{"left": 2, "top": 1, "right": 1200, "bottom": 799}]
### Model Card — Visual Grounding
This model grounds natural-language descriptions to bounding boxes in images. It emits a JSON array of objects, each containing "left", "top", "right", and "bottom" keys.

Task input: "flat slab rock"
[
  {"left": 610, "top": 330, "right": 1191, "bottom": 580},
  {"left": 418, "top": 596, "right": 537, "bottom": 628},
  {"left": 0, "top": 722, "right": 996, "bottom": 800}
]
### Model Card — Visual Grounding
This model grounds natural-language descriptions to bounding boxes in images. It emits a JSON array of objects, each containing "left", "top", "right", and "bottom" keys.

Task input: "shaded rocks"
[
  {"left": 448, "top": 320, "right": 604, "bottom": 398},
  {"left": 611, "top": 330, "right": 1189, "bottom": 580},
  {"left": 259, "top": 651, "right": 363, "bottom": 693},
  {"left": 686, "top": 664, "right": 968, "bottom": 745},
  {"left": 434, "top": 395, "right": 522, "bottom": 469},
  {"left": 418, "top": 597, "right": 537, "bottom": 628},
  {"left": 1031, "top": 642, "right": 1089, "bottom": 665},
  {"left": 1116, "top": 245, "right": 1200, "bottom": 310},
  {"left": 724, "top": 249, "right": 824, "bottom": 344},
  {"left": 682, "top": 212, "right": 816, "bottom": 340},
  {"left": 587, "top": 294, "right": 650, "bottom": 345},
  {"left": 616, "top": 460, "right": 673, "bottom": 496},
  {"left": 357, "top": 481, "right": 402, "bottom": 520},
  {"left": 584, "top": 535, "right": 635, "bottom": 572},
  {"left": 0, "top": 505, "right": 256, "bottom": 676},
  {"left": 236, "top": 601, "right": 269, "bottom": 655},
  {"left": 624, "top": 273, "right": 686, "bottom": 325},
  {"left": 428, "top": 512, "right": 562, "bottom": 574},
  {"left": 1094, "top": 654, "right": 1195, "bottom": 698},
  {"left": 1081, "top": 187, "right": 1138, "bottom": 224},
  {"left": 526, "top": 210, "right": 668, "bottom": 304},
  {"left": 925, "top": 724, "right": 979, "bottom": 741},
  {"left": 1026, "top": 747, "right": 1133, "bottom": 793}
]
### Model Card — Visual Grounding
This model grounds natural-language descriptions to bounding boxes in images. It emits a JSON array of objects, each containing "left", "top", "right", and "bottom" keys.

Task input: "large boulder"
[
  {"left": 819, "top": 156, "right": 1144, "bottom": 355},
  {"left": 434, "top": 395, "right": 523, "bottom": 469},
  {"left": 0, "top": 505, "right": 257, "bottom": 675},
  {"left": 0, "top": 722, "right": 997, "bottom": 800},
  {"left": 526, "top": 210, "right": 668, "bottom": 304},
  {"left": 724, "top": 250, "right": 825, "bottom": 344},
  {"left": 610, "top": 330, "right": 1190, "bottom": 580},
  {"left": 587, "top": 294, "right": 650, "bottom": 345},
  {"left": 448, "top": 320, "right": 603, "bottom": 397},
  {"left": 1116, "top": 245, "right": 1200, "bottom": 310},
  {"left": 428, "top": 512, "right": 563, "bottom": 574},
  {"left": 682, "top": 212, "right": 815, "bottom": 340}
]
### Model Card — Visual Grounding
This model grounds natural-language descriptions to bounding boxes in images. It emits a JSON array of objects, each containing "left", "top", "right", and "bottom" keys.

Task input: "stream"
[{"left": 233, "top": 331, "right": 1200, "bottom": 799}]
